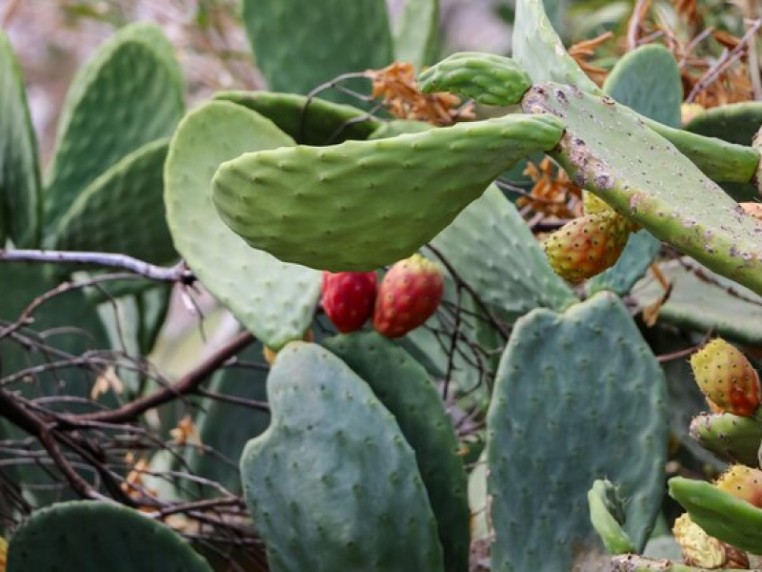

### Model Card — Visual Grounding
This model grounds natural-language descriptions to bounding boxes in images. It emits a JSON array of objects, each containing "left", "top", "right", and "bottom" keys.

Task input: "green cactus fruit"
[
  {"left": 429, "top": 184, "right": 577, "bottom": 319},
  {"left": 323, "top": 331, "right": 469, "bottom": 572},
  {"left": 7, "top": 500, "right": 212, "bottom": 571},
  {"left": 393, "top": 0, "right": 439, "bottom": 69},
  {"left": 669, "top": 476, "right": 762, "bottom": 554},
  {"left": 44, "top": 23, "right": 184, "bottom": 234},
  {"left": 543, "top": 210, "right": 636, "bottom": 284},
  {"left": 487, "top": 292, "right": 667, "bottom": 571},
  {"left": 588, "top": 479, "right": 637, "bottom": 555},
  {"left": 512, "top": 0, "right": 602, "bottom": 93},
  {"left": 52, "top": 138, "right": 176, "bottom": 264},
  {"left": 241, "top": 0, "right": 392, "bottom": 99},
  {"left": 418, "top": 52, "right": 532, "bottom": 106},
  {"left": 689, "top": 338, "right": 761, "bottom": 417},
  {"left": 690, "top": 412, "right": 762, "bottom": 467},
  {"left": 184, "top": 341, "right": 269, "bottom": 497},
  {"left": 523, "top": 83, "right": 762, "bottom": 298},
  {"left": 213, "top": 91, "right": 380, "bottom": 145},
  {"left": 0, "top": 30, "right": 41, "bottom": 248},
  {"left": 372, "top": 254, "right": 444, "bottom": 339},
  {"left": 212, "top": 113, "right": 565, "bottom": 271},
  {"left": 715, "top": 465, "right": 762, "bottom": 508},
  {"left": 239, "top": 342, "right": 444, "bottom": 571},
  {"left": 164, "top": 101, "right": 321, "bottom": 350}
]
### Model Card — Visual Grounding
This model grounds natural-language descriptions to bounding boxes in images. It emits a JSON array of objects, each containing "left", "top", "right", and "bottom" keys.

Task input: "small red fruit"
[
  {"left": 321, "top": 271, "right": 378, "bottom": 333},
  {"left": 372, "top": 254, "right": 444, "bottom": 338}
]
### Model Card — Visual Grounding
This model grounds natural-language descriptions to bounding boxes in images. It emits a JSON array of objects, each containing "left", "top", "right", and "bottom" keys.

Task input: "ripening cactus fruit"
[
  {"left": 715, "top": 465, "right": 762, "bottom": 509},
  {"left": 321, "top": 271, "right": 378, "bottom": 333},
  {"left": 372, "top": 254, "right": 444, "bottom": 338},
  {"left": 543, "top": 210, "right": 635, "bottom": 283},
  {"left": 689, "top": 338, "right": 761, "bottom": 417},
  {"left": 673, "top": 512, "right": 749, "bottom": 568}
]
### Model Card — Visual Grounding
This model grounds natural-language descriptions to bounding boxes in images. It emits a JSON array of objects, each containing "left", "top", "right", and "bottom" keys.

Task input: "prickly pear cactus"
[
  {"left": 241, "top": 0, "right": 392, "bottom": 97},
  {"left": 239, "top": 342, "right": 444, "bottom": 571},
  {"left": 164, "top": 101, "right": 320, "bottom": 350},
  {"left": 0, "top": 30, "right": 41, "bottom": 248},
  {"left": 44, "top": 23, "right": 184, "bottom": 234},
  {"left": 53, "top": 139, "right": 176, "bottom": 263},
  {"left": 393, "top": 0, "right": 439, "bottom": 69},
  {"left": 690, "top": 412, "right": 762, "bottom": 467},
  {"left": 7, "top": 500, "right": 212, "bottom": 571},
  {"left": 487, "top": 292, "right": 667, "bottom": 570},
  {"left": 323, "top": 331, "right": 468, "bottom": 572},
  {"left": 588, "top": 479, "right": 637, "bottom": 555},
  {"left": 522, "top": 83, "right": 762, "bottom": 297},
  {"left": 214, "top": 91, "right": 380, "bottom": 145},
  {"left": 212, "top": 114, "right": 564, "bottom": 271}
]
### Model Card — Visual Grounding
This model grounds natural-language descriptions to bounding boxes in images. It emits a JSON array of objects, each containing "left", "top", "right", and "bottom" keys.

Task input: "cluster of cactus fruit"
[{"left": 3, "top": 0, "right": 762, "bottom": 570}]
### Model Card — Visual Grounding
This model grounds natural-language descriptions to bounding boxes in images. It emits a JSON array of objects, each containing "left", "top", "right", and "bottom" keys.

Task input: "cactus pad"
[
  {"left": 669, "top": 476, "right": 762, "bottom": 554},
  {"left": 324, "top": 331, "right": 469, "bottom": 572},
  {"left": 686, "top": 102, "right": 762, "bottom": 145},
  {"left": 214, "top": 91, "right": 380, "bottom": 145},
  {"left": 393, "top": 0, "right": 439, "bottom": 69},
  {"left": 241, "top": 0, "right": 392, "bottom": 97},
  {"left": 418, "top": 52, "right": 532, "bottom": 106},
  {"left": 164, "top": 101, "right": 320, "bottom": 350},
  {"left": 53, "top": 139, "right": 176, "bottom": 263},
  {"left": 588, "top": 479, "right": 637, "bottom": 555},
  {"left": 0, "top": 30, "right": 41, "bottom": 248},
  {"left": 7, "top": 500, "right": 211, "bottom": 571},
  {"left": 486, "top": 292, "right": 667, "bottom": 570},
  {"left": 44, "top": 23, "right": 184, "bottom": 233},
  {"left": 522, "top": 83, "right": 762, "bottom": 297},
  {"left": 212, "top": 113, "right": 565, "bottom": 271},
  {"left": 240, "top": 342, "right": 444, "bottom": 571},
  {"left": 690, "top": 412, "right": 762, "bottom": 467}
]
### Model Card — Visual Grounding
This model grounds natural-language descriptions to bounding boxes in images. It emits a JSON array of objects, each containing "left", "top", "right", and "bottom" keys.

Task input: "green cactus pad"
[
  {"left": 418, "top": 52, "right": 532, "bottom": 106},
  {"left": 394, "top": 0, "right": 440, "bottom": 69},
  {"left": 370, "top": 119, "right": 433, "bottom": 139},
  {"left": 669, "top": 476, "right": 762, "bottom": 554},
  {"left": 430, "top": 184, "right": 577, "bottom": 319},
  {"left": 44, "top": 23, "right": 184, "bottom": 233},
  {"left": 240, "top": 342, "right": 444, "bottom": 571},
  {"left": 53, "top": 139, "right": 176, "bottom": 263},
  {"left": 587, "top": 230, "right": 662, "bottom": 296},
  {"left": 0, "top": 30, "right": 41, "bottom": 248},
  {"left": 631, "top": 258, "right": 762, "bottom": 345},
  {"left": 214, "top": 91, "right": 380, "bottom": 145},
  {"left": 212, "top": 113, "right": 565, "bottom": 271},
  {"left": 512, "top": 0, "right": 602, "bottom": 93},
  {"left": 487, "top": 292, "right": 667, "bottom": 571},
  {"left": 523, "top": 83, "right": 762, "bottom": 297},
  {"left": 7, "top": 500, "right": 212, "bottom": 571},
  {"left": 164, "top": 101, "right": 320, "bottom": 350},
  {"left": 241, "top": 0, "right": 392, "bottom": 97},
  {"left": 323, "top": 331, "right": 469, "bottom": 572},
  {"left": 686, "top": 101, "right": 762, "bottom": 145},
  {"left": 184, "top": 341, "right": 269, "bottom": 496},
  {"left": 690, "top": 412, "right": 762, "bottom": 467},
  {"left": 588, "top": 479, "right": 637, "bottom": 555}
]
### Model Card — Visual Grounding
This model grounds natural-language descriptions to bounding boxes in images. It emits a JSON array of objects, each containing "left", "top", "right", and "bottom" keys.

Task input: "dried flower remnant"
[
  {"left": 519, "top": 157, "right": 582, "bottom": 218},
  {"left": 568, "top": 31, "right": 614, "bottom": 86}
]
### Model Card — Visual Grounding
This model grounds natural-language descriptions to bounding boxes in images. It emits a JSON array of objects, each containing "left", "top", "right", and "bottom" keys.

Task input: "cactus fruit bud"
[
  {"left": 372, "top": 254, "right": 444, "bottom": 338},
  {"left": 321, "top": 271, "right": 378, "bottom": 333},
  {"left": 689, "top": 338, "right": 761, "bottom": 417},
  {"left": 543, "top": 210, "right": 635, "bottom": 283},
  {"left": 673, "top": 512, "right": 748, "bottom": 569},
  {"left": 715, "top": 465, "right": 762, "bottom": 509}
]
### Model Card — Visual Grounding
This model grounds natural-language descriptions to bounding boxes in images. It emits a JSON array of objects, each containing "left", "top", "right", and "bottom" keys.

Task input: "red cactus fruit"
[
  {"left": 689, "top": 338, "right": 761, "bottom": 417},
  {"left": 321, "top": 271, "right": 378, "bottom": 333},
  {"left": 372, "top": 254, "right": 444, "bottom": 338},
  {"left": 715, "top": 465, "right": 762, "bottom": 509}
]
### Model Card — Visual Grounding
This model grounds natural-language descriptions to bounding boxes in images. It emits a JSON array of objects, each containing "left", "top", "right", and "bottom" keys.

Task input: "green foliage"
[
  {"left": 240, "top": 342, "right": 444, "bottom": 571},
  {"left": 212, "top": 114, "right": 564, "bottom": 271},
  {"left": 393, "top": 0, "right": 440, "bottom": 69},
  {"left": 7, "top": 500, "right": 212, "bottom": 571},
  {"left": 690, "top": 412, "right": 762, "bottom": 467},
  {"left": 587, "top": 479, "right": 637, "bottom": 555},
  {"left": 487, "top": 293, "right": 667, "bottom": 570},
  {"left": 0, "top": 30, "right": 41, "bottom": 248},
  {"left": 164, "top": 101, "right": 320, "bottom": 350}
]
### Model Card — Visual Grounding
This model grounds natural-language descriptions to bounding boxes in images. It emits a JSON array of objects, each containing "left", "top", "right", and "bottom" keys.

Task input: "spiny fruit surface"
[
  {"left": 690, "top": 338, "right": 761, "bottom": 417},
  {"left": 322, "top": 272, "right": 378, "bottom": 333},
  {"left": 373, "top": 254, "right": 444, "bottom": 338},
  {"left": 715, "top": 465, "right": 762, "bottom": 509},
  {"left": 543, "top": 210, "right": 635, "bottom": 283}
]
